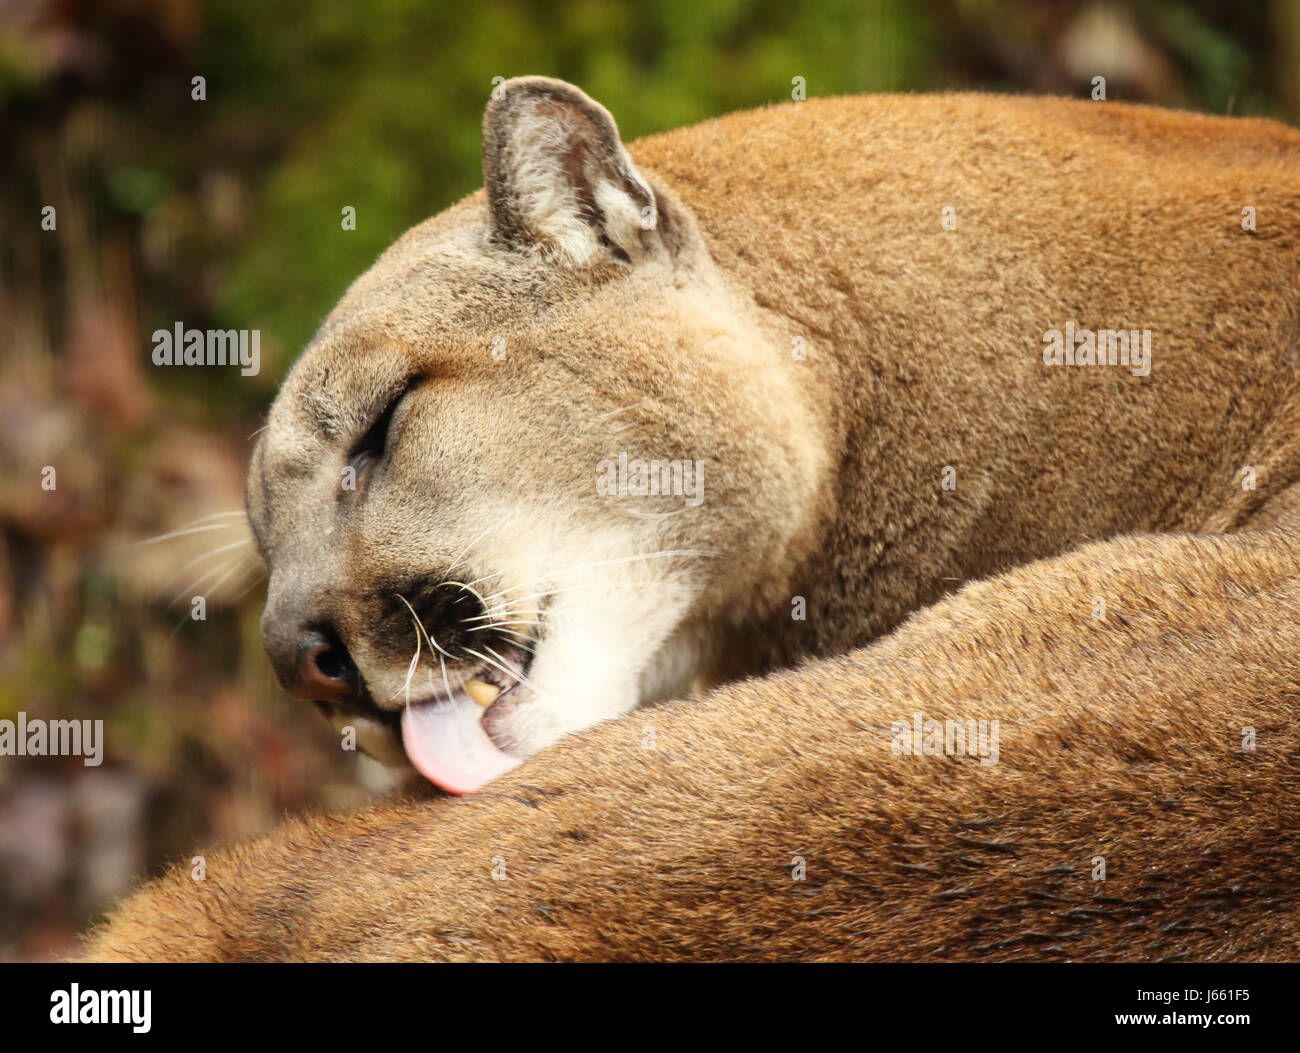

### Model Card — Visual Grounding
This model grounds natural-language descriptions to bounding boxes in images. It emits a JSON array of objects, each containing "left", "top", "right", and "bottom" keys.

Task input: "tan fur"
[
  {"left": 86, "top": 82, "right": 1300, "bottom": 959},
  {"left": 86, "top": 527, "right": 1300, "bottom": 961}
]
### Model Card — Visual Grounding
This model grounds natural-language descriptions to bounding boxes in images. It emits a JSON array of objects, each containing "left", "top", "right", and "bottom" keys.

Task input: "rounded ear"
[{"left": 482, "top": 77, "right": 659, "bottom": 267}]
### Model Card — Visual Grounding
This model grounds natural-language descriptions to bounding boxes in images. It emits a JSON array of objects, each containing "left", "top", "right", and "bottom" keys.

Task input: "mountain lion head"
[{"left": 247, "top": 78, "right": 831, "bottom": 793}]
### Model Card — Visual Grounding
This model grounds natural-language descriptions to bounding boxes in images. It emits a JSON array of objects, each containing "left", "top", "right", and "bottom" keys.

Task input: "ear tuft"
[{"left": 483, "top": 77, "right": 658, "bottom": 267}]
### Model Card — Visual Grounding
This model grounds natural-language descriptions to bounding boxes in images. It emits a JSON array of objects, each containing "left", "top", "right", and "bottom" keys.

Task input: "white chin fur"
[
  {"left": 487, "top": 585, "right": 700, "bottom": 756},
  {"left": 355, "top": 517, "right": 707, "bottom": 765}
]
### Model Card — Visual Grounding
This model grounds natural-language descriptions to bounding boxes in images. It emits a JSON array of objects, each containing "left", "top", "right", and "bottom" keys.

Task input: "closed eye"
[{"left": 347, "top": 380, "right": 416, "bottom": 477}]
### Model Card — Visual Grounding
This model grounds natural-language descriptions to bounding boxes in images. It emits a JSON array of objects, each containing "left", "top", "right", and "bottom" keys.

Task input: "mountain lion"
[{"left": 86, "top": 78, "right": 1300, "bottom": 960}]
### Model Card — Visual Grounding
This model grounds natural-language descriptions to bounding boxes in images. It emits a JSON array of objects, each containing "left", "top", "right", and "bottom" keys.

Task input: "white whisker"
[
  {"left": 462, "top": 646, "right": 529, "bottom": 689},
  {"left": 223, "top": 563, "right": 268, "bottom": 607},
  {"left": 438, "top": 579, "right": 492, "bottom": 614},
  {"left": 164, "top": 538, "right": 253, "bottom": 592},
  {"left": 390, "top": 610, "right": 423, "bottom": 705},
  {"left": 133, "top": 521, "right": 240, "bottom": 547},
  {"left": 444, "top": 523, "right": 503, "bottom": 578},
  {"left": 437, "top": 652, "right": 455, "bottom": 706},
  {"left": 173, "top": 555, "right": 243, "bottom": 607},
  {"left": 466, "top": 622, "right": 532, "bottom": 639},
  {"left": 395, "top": 593, "right": 455, "bottom": 661},
  {"left": 483, "top": 645, "right": 526, "bottom": 679},
  {"left": 165, "top": 559, "right": 248, "bottom": 639}
]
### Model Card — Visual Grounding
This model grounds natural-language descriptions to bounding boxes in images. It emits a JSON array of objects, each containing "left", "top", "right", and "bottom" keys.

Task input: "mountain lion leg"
[{"left": 84, "top": 526, "right": 1300, "bottom": 961}]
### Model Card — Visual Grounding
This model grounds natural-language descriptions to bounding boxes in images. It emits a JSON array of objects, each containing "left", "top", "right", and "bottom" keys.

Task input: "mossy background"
[{"left": 1, "top": 0, "right": 1297, "bottom": 959}]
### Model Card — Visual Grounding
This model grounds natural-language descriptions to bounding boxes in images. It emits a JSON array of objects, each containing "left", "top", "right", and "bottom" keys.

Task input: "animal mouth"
[{"left": 399, "top": 646, "right": 533, "bottom": 795}]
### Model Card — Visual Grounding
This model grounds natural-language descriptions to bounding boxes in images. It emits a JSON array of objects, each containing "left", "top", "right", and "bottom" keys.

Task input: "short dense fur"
[
  {"left": 87, "top": 528, "right": 1300, "bottom": 961},
  {"left": 86, "top": 82, "right": 1300, "bottom": 960}
]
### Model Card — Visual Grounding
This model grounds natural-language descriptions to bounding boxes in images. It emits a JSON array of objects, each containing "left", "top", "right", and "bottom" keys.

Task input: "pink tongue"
[{"left": 401, "top": 696, "right": 521, "bottom": 795}]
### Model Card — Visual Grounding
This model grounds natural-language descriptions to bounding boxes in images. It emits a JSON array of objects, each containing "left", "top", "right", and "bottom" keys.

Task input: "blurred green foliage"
[
  {"left": 208, "top": 0, "right": 934, "bottom": 367},
  {"left": 5, "top": 1, "right": 1293, "bottom": 390}
]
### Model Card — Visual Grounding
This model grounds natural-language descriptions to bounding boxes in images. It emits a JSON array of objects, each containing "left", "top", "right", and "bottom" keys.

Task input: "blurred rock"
[{"left": 1059, "top": 3, "right": 1178, "bottom": 99}]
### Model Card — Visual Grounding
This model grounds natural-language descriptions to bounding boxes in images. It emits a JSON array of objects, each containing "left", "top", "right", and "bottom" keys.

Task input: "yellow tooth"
[{"left": 465, "top": 679, "right": 501, "bottom": 708}]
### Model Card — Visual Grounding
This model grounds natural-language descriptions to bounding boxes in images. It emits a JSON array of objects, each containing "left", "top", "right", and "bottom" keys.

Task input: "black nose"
[{"left": 277, "top": 628, "right": 358, "bottom": 705}]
